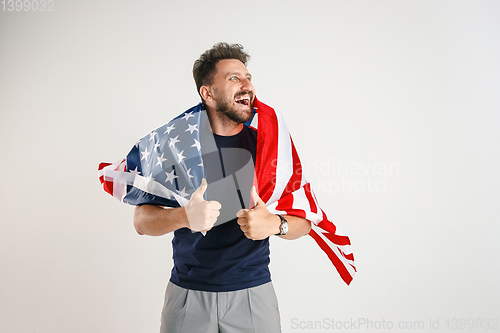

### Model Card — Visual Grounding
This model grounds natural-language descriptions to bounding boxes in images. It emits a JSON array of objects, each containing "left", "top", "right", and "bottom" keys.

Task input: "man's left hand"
[{"left": 236, "top": 186, "right": 281, "bottom": 240}]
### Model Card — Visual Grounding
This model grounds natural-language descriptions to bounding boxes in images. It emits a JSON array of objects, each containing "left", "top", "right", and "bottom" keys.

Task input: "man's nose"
[{"left": 240, "top": 78, "right": 253, "bottom": 91}]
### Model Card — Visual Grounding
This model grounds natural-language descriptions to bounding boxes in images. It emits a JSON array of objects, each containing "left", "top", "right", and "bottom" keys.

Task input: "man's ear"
[{"left": 200, "top": 86, "right": 213, "bottom": 102}]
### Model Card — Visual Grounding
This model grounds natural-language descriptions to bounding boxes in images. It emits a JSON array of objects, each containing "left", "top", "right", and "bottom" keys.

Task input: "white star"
[
  {"left": 191, "top": 138, "right": 201, "bottom": 151},
  {"left": 145, "top": 173, "right": 154, "bottom": 180},
  {"left": 186, "top": 168, "right": 194, "bottom": 179},
  {"left": 182, "top": 112, "right": 195, "bottom": 121},
  {"left": 185, "top": 124, "right": 199, "bottom": 134},
  {"left": 140, "top": 147, "right": 150, "bottom": 161},
  {"left": 154, "top": 141, "right": 161, "bottom": 151},
  {"left": 149, "top": 131, "right": 157, "bottom": 141},
  {"left": 198, "top": 161, "right": 203, "bottom": 167},
  {"left": 156, "top": 153, "right": 167, "bottom": 166},
  {"left": 169, "top": 135, "right": 180, "bottom": 148},
  {"left": 164, "top": 124, "right": 175, "bottom": 135},
  {"left": 177, "top": 150, "right": 186, "bottom": 163},
  {"left": 177, "top": 187, "right": 189, "bottom": 198},
  {"left": 165, "top": 170, "right": 178, "bottom": 184},
  {"left": 129, "top": 166, "right": 141, "bottom": 175}
]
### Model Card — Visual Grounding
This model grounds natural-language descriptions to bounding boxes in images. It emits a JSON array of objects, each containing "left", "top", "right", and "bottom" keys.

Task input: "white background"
[{"left": 1, "top": 1, "right": 499, "bottom": 332}]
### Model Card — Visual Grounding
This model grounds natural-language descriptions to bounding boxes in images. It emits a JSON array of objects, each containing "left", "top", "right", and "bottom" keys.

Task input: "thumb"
[
  {"left": 236, "top": 208, "right": 249, "bottom": 218},
  {"left": 192, "top": 178, "right": 208, "bottom": 199},
  {"left": 250, "top": 186, "right": 264, "bottom": 208}
]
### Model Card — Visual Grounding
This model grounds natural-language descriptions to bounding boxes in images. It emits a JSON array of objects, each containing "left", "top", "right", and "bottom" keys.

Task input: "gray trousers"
[{"left": 160, "top": 281, "right": 282, "bottom": 333}]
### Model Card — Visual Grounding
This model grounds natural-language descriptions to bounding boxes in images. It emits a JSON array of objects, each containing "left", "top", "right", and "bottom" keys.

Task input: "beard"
[{"left": 213, "top": 90, "right": 254, "bottom": 125}]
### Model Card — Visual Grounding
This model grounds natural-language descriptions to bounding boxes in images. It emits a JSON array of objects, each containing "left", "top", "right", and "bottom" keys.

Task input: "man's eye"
[{"left": 230, "top": 77, "right": 238, "bottom": 81}]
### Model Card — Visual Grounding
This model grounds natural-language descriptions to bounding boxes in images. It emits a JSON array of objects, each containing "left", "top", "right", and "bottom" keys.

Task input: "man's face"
[{"left": 210, "top": 59, "right": 256, "bottom": 124}]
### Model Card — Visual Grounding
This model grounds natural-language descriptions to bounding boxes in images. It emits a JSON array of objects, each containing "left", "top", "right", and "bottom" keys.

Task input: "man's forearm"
[
  {"left": 134, "top": 205, "right": 189, "bottom": 236},
  {"left": 278, "top": 215, "right": 311, "bottom": 240}
]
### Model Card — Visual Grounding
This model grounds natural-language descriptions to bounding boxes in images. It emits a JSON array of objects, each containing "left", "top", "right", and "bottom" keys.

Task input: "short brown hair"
[{"left": 193, "top": 42, "right": 250, "bottom": 98}]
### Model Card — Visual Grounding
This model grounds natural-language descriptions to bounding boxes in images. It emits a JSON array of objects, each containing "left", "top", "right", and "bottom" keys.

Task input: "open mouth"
[{"left": 235, "top": 95, "right": 251, "bottom": 107}]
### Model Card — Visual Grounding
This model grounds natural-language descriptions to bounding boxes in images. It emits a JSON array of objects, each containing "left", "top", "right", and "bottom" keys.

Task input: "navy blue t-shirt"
[{"left": 169, "top": 126, "right": 271, "bottom": 292}]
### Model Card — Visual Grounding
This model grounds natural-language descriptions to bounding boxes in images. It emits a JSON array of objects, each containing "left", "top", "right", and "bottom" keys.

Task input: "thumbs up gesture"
[
  {"left": 184, "top": 178, "right": 222, "bottom": 232},
  {"left": 236, "top": 186, "right": 281, "bottom": 240}
]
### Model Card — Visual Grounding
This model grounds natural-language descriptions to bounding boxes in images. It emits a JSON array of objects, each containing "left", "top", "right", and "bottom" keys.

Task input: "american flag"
[
  {"left": 98, "top": 99, "right": 356, "bottom": 285},
  {"left": 98, "top": 103, "right": 211, "bottom": 208}
]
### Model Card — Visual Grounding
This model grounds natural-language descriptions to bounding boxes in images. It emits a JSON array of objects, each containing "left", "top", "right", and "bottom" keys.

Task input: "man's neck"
[{"left": 206, "top": 107, "right": 244, "bottom": 136}]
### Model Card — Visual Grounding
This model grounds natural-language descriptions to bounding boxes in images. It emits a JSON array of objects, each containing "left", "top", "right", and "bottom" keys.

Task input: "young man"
[
  {"left": 133, "top": 43, "right": 311, "bottom": 333},
  {"left": 99, "top": 41, "right": 354, "bottom": 332}
]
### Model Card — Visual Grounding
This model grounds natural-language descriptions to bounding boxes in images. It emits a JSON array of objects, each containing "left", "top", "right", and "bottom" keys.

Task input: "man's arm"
[
  {"left": 279, "top": 215, "right": 311, "bottom": 240},
  {"left": 134, "top": 205, "right": 188, "bottom": 236},
  {"left": 134, "top": 179, "right": 221, "bottom": 236}
]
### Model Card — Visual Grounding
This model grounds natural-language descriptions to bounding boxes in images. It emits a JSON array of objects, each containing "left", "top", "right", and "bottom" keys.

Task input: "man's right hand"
[{"left": 184, "top": 178, "right": 222, "bottom": 232}]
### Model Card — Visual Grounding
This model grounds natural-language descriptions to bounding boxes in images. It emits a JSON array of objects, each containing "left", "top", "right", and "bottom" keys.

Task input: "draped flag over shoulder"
[{"left": 98, "top": 99, "right": 356, "bottom": 285}]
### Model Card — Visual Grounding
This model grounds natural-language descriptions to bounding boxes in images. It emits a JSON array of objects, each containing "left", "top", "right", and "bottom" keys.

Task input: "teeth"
[{"left": 235, "top": 96, "right": 250, "bottom": 102}]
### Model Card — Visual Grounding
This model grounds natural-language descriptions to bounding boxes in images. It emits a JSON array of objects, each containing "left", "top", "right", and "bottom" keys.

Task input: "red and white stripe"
[
  {"left": 98, "top": 160, "right": 188, "bottom": 205},
  {"left": 98, "top": 159, "right": 127, "bottom": 201},
  {"left": 253, "top": 99, "right": 356, "bottom": 285}
]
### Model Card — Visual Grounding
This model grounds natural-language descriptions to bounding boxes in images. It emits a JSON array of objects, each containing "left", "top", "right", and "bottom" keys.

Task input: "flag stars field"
[
  {"left": 191, "top": 139, "right": 201, "bottom": 151},
  {"left": 129, "top": 166, "right": 141, "bottom": 175},
  {"left": 140, "top": 147, "right": 150, "bottom": 161},
  {"left": 186, "top": 124, "right": 199, "bottom": 134},
  {"left": 165, "top": 169, "right": 178, "bottom": 184},
  {"left": 176, "top": 150, "right": 186, "bottom": 163},
  {"left": 177, "top": 187, "right": 189, "bottom": 198},
  {"left": 182, "top": 112, "right": 194, "bottom": 121},
  {"left": 156, "top": 153, "right": 167, "bottom": 166},
  {"left": 165, "top": 124, "right": 175, "bottom": 135},
  {"left": 169, "top": 136, "right": 180, "bottom": 148}
]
